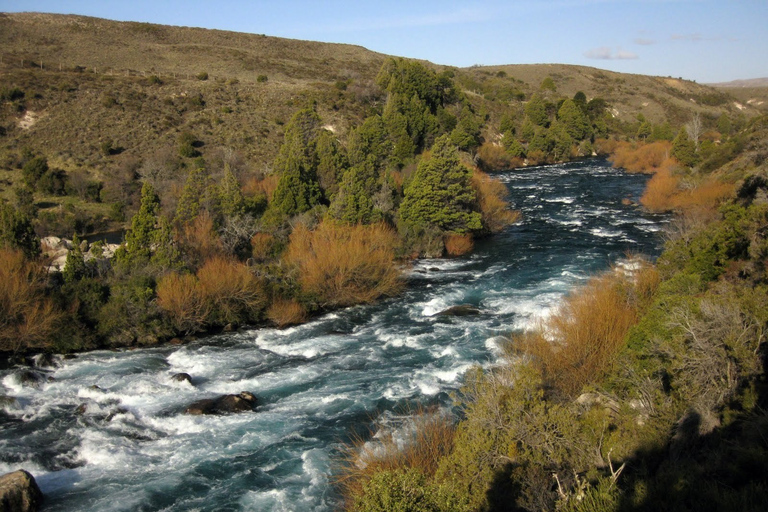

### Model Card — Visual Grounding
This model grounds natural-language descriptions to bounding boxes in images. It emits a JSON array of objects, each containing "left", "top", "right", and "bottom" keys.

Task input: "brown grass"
[
  {"left": 471, "top": 169, "right": 521, "bottom": 233},
  {"left": 0, "top": 249, "right": 61, "bottom": 352},
  {"left": 285, "top": 222, "right": 403, "bottom": 308},
  {"left": 444, "top": 233, "right": 474, "bottom": 256},
  {"left": 336, "top": 409, "right": 455, "bottom": 509},
  {"left": 512, "top": 264, "right": 657, "bottom": 397},
  {"left": 266, "top": 299, "right": 308, "bottom": 328}
]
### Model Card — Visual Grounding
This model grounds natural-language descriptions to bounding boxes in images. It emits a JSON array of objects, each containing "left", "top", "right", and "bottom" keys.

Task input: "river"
[{"left": 0, "top": 159, "right": 667, "bottom": 511}]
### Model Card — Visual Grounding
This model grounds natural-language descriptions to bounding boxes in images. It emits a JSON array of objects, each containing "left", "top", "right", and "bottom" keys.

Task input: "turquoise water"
[{"left": 0, "top": 160, "right": 667, "bottom": 511}]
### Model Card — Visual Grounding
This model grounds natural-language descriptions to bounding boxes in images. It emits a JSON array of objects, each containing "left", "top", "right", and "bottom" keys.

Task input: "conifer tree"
[
  {"left": 524, "top": 94, "right": 549, "bottom": 127},
  {"left": 0, "top": 201, "right": 39, "bottom": 258},
  {"left": 63, "top": 234, "right": 87, "bottom": 283},
  {"left": 328, "top": 159, "right": 379, "bottom": 224},
  {"left": 116, "top": 182, "right": 161, "bottom": 268},
  {"left": 399, "top": 135, "right": 482, "bottom": 234},
  {"left": 672, "top": 127, "right": 698, "bottom": 167},
  {"left": 557, "top": 99, "right": 590, "bottom": 140}
]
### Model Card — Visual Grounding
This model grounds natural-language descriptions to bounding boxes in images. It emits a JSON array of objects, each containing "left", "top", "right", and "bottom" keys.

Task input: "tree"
[
  {"left": 717, "top": 114, "right": 732, "bottom": 137},
  {"left": 637, "top": 121, "right": 653, "bottom": 140},
  {"left": 540, "top": 77, "right": 557, "bottom": 92},
  {"left": 115, "top": 182, "right": 161, "bottom": 268},
  {"left": 524, "top": 94, "right": 549, "bottom": 127},
  {"left": 399, "top": 135, "right": 482, "bottom": 235},
  {"left": 449, "top": 105, "right": 482, "bottom": 153},
  {"left": 685, "top": 112, "right": 703, "bottom": 150},
  {"left": 329, "top": 160, "right": 379, "bottom": 224},
  {"left": 0, "top": 201, "right": 39, "bottom": 258},
  {"left": 557, "top": 99, "right": 590, "bottom": 140},
  {"left": 672, "top": 127, "right": 698, "bottom": 167}
]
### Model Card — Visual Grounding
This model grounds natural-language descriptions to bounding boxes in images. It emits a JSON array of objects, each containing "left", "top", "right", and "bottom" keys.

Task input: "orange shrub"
[
  {"left": 471, "top": 170, "right": 521, "bottom": 233},
  {"left": 336, "top": 409, "right": 455, "bottom": 508},
  {"left": 640, "top": 166, "right": 680, "bottom": 212},
  {"left": 156, "top": 272, "right": 208, "bottom": 334},
  {"left": 178, "top": 210, "right": 223, "bottom": 266},
  {"left": 266, "top": 299, "right": 308, "bottom": 328},
  {"left": 285, "top": 222, "right": 403, "bottom": 308},
  {"left": 196, "top": 256, "right": 265, "bottom": 325},
  {"left": 250, "top": 232, "right": 280, "bottom": 262},
  {"left": 610, "top": 141, "right": 673, "bottom": 174},
  {"left": 242, "top": 174, "right": 279, "bottom": 202},
  {"left": 476, "top": 142, "right": 523, "bottom": 171},
  {"left": 444, "top": 233, "right": 474, "bottom": 256},
  {"left": 513, "top": 267, "right": 650, "bottom": 397},
  {"left": 0, "top": 249, "right": 60, "bottom": 352}
]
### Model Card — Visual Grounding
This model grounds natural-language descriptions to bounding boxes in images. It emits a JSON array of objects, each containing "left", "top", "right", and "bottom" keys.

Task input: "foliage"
[
  {"left": 444, "top": 233, "right": 473, "bottom": 256},
  {"left": 115, "top": 182, "right": 162, "bottom": 269},
  {"left": 671, "top": 127, "right": 698, "bottom": 167},
  {"left": 0, "top": 201, "right": 40, "bottom": 258},
  {"left": 399, "top": 135, "right": 482, "bottom": 237},
  {"left": 524, "top": 93, "right": 549, "bottom": 127},
  {"left": 285, "top": 221, "right": 403, "bottom": 308},
  {"left": 266, "top": 299, "right": 308, "bottom": 328},
  {"left": 470, "top": 169, "right": 521, "bottom": 233},
  {"left": 557, "top": 99, "right": 591, "bottom": 140},
  {"left": 0, "top": 248, "right": 60, "bottom": 353}
]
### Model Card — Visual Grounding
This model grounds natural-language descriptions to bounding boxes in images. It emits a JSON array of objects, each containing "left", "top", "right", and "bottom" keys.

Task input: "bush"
[
  {"left": 513, "top": 266, "right": 653, "bottom": 397},
  {"left": 444, "top": 233, "right": 473, "bottom": 256},
  {"left": 266, "top": 299, "right": 308, "bottom": 328},
  {"left": 156, "top": 272, "right": 208, "bottom": 334},
  {"left": 471, "top": 170, "right": 521, "bottom": 233},
  {"left": 257, "top": 74, "right": 268, "bottom": 83},
  {"left": 286, "top": 222, "right": 403, "bottom": 308},
  {"left": 196, "top": 256, "right": 265, "bottom": 325},
  {"left": 196, "top": 71, "right": 209, "bottom": 81},
  {"left": 0, "top": 249, "right": 60, "bottom": 353}
]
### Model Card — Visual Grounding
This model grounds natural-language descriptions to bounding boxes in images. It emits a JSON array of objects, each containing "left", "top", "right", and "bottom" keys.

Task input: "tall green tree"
[
  {"left": 116, "top": 182, "right": 161, "bottom": 268},
  {"left": 0, "top": 201, "right": 39, "bottom": 258},
  {"left": 399, "top": 135, "right": 482, "bottom": 234},
  {"left": 524, "top": 94, "right": 549, "bottom": 127},
  {"left": 557, "top": 99, "right": 590, "bottom": 140},
  {"left": 672, "top": 127, "right": 698, "bottom": 167}
]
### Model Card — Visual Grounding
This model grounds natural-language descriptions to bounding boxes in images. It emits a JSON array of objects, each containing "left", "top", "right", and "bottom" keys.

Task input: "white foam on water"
[{"left": 590, "top": 227, "right": 623, "bottom": 238}]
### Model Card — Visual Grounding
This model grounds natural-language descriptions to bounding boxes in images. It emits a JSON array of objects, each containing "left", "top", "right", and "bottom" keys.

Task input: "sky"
[{"left": 1, "top": 0, "right": 766, "bottom": 83}]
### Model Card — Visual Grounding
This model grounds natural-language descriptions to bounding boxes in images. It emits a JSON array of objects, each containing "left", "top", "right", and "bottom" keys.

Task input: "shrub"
[
  {"left": 266, "top": 299, "right": 308, "bottom": 328},
  {"left": 610, "top": 141, "right": 674, "bottom": 174},
  {"left": 257, "top": 74, "right": 268, "bottom": 83},
  {"left": 0, "top": 249, "right": 60, "bottom": 353},
  {"left": 196, "top": 71, "right": 209, "bottom": 81},
  {"left": 444, "top": 233, "right": 473, "bottom": 256},
  {"left": 513, "top": 267, "right": 650, "bottom": 397},
  {"left": 337, "top": 409, "right": 455, "bottom": 509},
  {"left": 156, "top": 272, "right": 208, "bottom": 334},
  {"left": 178, "top": 211, "right": 223, "bottom": 267},
  {"left": 196, "top": 256, "right": 264, "bottom": 325},
  {"left": 471, "top": 170, "right": 521, "bottom": 233},
  {"left": 476, "top": 142, "right": 521, "bottom": 171},
  {"left": 286, "top": 222, "right": 403, "bottom": 308}
]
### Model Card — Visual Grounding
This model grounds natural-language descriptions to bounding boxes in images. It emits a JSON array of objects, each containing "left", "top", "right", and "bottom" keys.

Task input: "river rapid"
[{"left": 0, "top": 159, "right": 667, "bottom": 511}]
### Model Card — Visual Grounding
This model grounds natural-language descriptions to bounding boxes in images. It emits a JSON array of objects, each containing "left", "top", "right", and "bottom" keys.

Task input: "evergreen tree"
[
  {"left": 717, "top": 113, "right": 732, "bottom": 137},
  {"left": 174, "top": 165, "right": 214, "bottom": 225},
  {"left": 573, "top": 91, "right": 588, "bottom": 114},
  {"left": 399, "top": 135, "right": 482, "bottom": 234},
  {"left": 503, "top": 134, "right": 526, "bottom": 159},
  {"left": 328, "top": 160, "right": 379, "bottom": 224},
  {"left": 650, "top": 122, "right": 675, "bottom": 142},
  {"left": 557, "top": 99, "right": 590, "bottom": 140},
  {"left": 524, "top": 94, "right": 549, "bottom": 127},
  {"left": 218, "top": 163, "right": 245, "bottom": 218},
  {"left": 116, "top": 182, "right": 161, "bottom": 268},
  {"left": 63, "top": 234, "right": 87, "bottom": 283},
  {"left": 315, "top": 130, "right": 348, "bottom": 200},
  {"left": 637, "top": 121, "right": 653, "bottom": 140},
  {"left": 0, "top": 201, "right": 39, "bottom": 258},
  {"left": 671, "top": 127, "right": 698, "bottom": 167}
]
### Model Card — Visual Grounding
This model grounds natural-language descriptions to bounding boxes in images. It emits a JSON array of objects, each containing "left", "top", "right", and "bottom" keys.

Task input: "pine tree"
[
  {"left": 116, "top": 182, "right": 161, "bottom": 268},
  {"left": 0, "top": 201, "right": 39, "bottom": 258},
  {"left": 557, "top": 99, "right": 590, "bottom": 140},
  {"left": 672, "top": 127, "right": 698, "bottom": 167},
  {"left": 328, "top": 160, "right": 379, "bottom": 224},
  {"left": 63, "top": 234, "right": 87, "bottom": 283},
  {"left": 399, "top": 135, "right": 482, "bottom": 234},
  {"left": 524, "top": 94, "right": 549, "bottom": 127}
]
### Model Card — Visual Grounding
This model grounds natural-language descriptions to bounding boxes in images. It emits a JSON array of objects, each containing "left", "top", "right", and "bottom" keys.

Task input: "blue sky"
[{"left": 2, "top": 0, "right": 766, "bottom": 82}]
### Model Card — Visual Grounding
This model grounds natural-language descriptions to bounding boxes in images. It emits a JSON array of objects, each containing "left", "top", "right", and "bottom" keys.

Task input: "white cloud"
[
  {"left": 634, "top": 38, "right": 656, "bottom": 45},
  {"left": 584, "top": 46, "right": 639, "bottom": 60}
]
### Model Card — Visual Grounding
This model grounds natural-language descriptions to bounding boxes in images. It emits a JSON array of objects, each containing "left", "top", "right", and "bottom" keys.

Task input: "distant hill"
[
  {"left": 0, "top": 12, "right": 760, "bottom": 204},
  {"left": 708, "top": 77, "right": 768, "bottom": 88}
]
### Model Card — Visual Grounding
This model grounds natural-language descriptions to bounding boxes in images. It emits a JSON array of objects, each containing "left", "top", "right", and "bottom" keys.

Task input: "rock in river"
[
  {"left": 184, "top": 391, "right": 258, "bottom": 415},
  {"left": 436, "top": 304, "right": 481, "bottom": 317},
  {"left": 0, "top": 469, "right": 44, "bottom": 512}
]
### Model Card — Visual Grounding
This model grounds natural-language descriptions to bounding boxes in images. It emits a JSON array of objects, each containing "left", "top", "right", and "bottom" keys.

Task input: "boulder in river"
[
  {"left": 0, "top": 469, "right": 44, "bottom": 512},
  {"left": 185, "top": 391, "right": 258, "bottom": 415},
  {"left": 171, "top": 373, "right": 193, "bottom": 385},
  {"left": 14, "top": 370, "right": 47, "bottom": 388},
  {"left": 436, "top": 304, "right": 481, "bottom": 317}
]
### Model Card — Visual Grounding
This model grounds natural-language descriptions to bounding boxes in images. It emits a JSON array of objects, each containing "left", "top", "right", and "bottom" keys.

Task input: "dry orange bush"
[
  {"left": 0, "top": 249, "right": 60, "bottom": 352},
  {"left": 610, "top": 141, "right": 674, "bottom": 174},
  {"left": 196, "top": 256, "right": 265, "bottom": 325},
  {"left": 641, "top": 168, "right": 734, "bottom": 214},
  {"left": 285, "top": 222, "right": 403, "bottom": 308},
  {"left": 250, "top": 232, "right": 278, "bottom": 262},
  {"left": 336, "top": 409, "right": 455, "bottom": 508},
  {"left": 640, "top": 166, "right": 681, "bottom": 212},
  {"left": 156, "top": 272, "right": 208, "bottom": 334},
  {"left": 178, "top": 210, "right": 223, "bottom": 266},
  {"left": 476, "top": 142, "right": 523, "bottom": 171},
  {"left": 266, "top": 299, "right": 308, "bottom": 328},
  {"left": 471, "top": 170, "right": 521, "bottom": 233},
  {"left": 444, "top": 233, "right": 474, "bottom": 256},
  {"left": 242, "top": 174, "right": 279, "bottom": 202},
  {"left": 514, "top": 267, "right": 652, "bottom": 397}
]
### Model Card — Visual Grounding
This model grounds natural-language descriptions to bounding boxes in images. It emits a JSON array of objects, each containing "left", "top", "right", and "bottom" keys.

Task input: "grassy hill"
[{"left": 0, "top": 12, "right": 761, "bottom": 236}]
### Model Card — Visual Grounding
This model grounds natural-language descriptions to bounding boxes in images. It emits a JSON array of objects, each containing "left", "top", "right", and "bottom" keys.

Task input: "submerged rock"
[
  {"left": 0, "top": 395, "right": 18, "bottom": 409},
  {"left": 0, "top": 469, "right": 44, "bottom": 512},
  {"left": 185, "top": 391, "right": 258, "bottom": 415},
  {"left": 436, "top": 304, "right": 481, "bottom": 317},
  {"left": 14, "top": 370, "right": 47, "bottom": 388}
]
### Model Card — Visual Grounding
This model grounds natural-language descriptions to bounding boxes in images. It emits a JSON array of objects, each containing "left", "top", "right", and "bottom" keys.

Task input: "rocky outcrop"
[
  {"left": 436, "top": 304, "right": 481, "bottom": 316},
  {"left": 0, "top": 470, "right": 43, "bottom": 512},
  {"left": 184, "top": 391, "right": 258, "bottom": 415}
]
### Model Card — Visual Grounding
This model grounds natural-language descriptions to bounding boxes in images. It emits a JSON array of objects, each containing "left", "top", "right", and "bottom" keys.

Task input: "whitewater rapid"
[{"left": 0, "top": 160, "right": 667, "bottom": 511}]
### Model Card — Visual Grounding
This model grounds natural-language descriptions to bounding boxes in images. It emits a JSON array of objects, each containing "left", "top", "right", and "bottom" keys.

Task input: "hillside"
[{"left": 0, "top": 12, "right": 761, "bottom": 239}]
